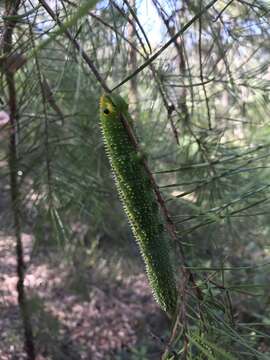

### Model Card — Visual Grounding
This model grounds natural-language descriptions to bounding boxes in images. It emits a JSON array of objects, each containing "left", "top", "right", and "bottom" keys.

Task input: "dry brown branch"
[
  {"left": 39, "top": 0, "right": 110, "bottom": 92},
  {"left": 119, "top": 110, "right": 203, "bottom": 304},
  {"left": 1, "top": 1, "right": 36, "bottom": 359}
]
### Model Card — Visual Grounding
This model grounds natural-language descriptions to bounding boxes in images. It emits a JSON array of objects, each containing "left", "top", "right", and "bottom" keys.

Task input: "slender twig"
[
  {"left": 111, "top": 0, "right": 219, "bottom": 91},
  {"left": 24, "top": 2, "right": 66, "bottom": 124},
  {"left": 213, "top": 0, "right": 234, "bottom": 22},
  {"left": 41, "top": 77, "right": 66, "bottom": 124},
  {"left": 91, "top": 1, "right": 181, "bottom": 144},
  {"left": 39, "top": 0, "right": 110, "bottom": 92},
  {"left": 119, "top": 110, "right": 204, "bottom": 305},
  {"left": 152, "top": 0, "right": 183, "bottom": 144},
  {"left": 155, "top": 144, "right": 267, "bottom": 174},
  {"left": 110, "top": 0, "right": 149, "bottom": 56},
  {"left": 152, "top": 0, "right": 189, "bottom": 141},
  {"left": 198, "top": 9, "right": 212, "bottom": 130},
  {"left": 161, "top": 150, "right": 270, "bottom": 190},
  {"left": 2, "top": 1, "right": 36, "bottom": 359},
  {"left": 122, "top": 0, "right": 152, "bottom": 53},
  {"left": 168, "top": 78, "right": 214, "bottom": 87},
  {"left": 176, "top": 195, "right": 269, "bottom": 238},
  {"left": 162, "top": 273, "right": 189, "bottom": 359},
  {"left": 89, "top": 11, "right": 146, "bottom": 58},
  {"left": 28, "top": 16, "right": 55, "bottom": 209}
]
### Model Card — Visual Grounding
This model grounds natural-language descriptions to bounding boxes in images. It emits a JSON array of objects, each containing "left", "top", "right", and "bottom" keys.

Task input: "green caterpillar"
[{"left": 99, "top": 93, "right": 177, "bottom": 315}]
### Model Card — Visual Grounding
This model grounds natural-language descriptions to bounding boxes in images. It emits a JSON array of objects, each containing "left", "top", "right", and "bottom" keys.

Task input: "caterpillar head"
[{"left": 100, "top": 93, "right": 128, "bottom": 119}]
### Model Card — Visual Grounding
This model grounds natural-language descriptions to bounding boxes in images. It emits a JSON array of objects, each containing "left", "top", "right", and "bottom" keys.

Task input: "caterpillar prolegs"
[{"left": 100, "top": 93, "right": 177, "bottom": 315}]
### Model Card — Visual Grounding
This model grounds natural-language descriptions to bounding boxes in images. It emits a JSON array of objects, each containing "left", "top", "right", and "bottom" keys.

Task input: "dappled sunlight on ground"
[{"left": 0, "top": 232, "right": 167, "bottom": 359}]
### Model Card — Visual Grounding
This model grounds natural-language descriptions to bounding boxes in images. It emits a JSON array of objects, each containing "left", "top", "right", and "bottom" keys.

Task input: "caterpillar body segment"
[{"left": 100, "top": 94, "right": 177, "bottom": 315}]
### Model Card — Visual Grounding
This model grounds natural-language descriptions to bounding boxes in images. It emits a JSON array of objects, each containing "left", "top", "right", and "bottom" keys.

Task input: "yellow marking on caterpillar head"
[
  {"left": 100, "top": 93, "right": 129, "bottom": 116},
  {"left": 100, "top": 94, "right": 117, "bottom": 117}
]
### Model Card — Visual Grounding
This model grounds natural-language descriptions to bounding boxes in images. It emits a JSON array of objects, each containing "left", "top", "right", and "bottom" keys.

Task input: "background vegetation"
[{"left": 0, "top": 0, "right": 270, "bottom": 359}]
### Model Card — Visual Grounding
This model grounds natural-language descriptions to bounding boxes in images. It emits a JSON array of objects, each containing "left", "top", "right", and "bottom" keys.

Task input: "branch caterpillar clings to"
[{"left": 100, "top": 93, "right": 177, "bottom": 315}]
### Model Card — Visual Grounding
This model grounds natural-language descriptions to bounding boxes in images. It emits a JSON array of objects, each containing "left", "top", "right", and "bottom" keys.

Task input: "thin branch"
[
  {"left": 155, "top": 144, "right": 267, "bottom": 174},
  {"left": 39, "top": 0, "right": 110, "bottom": 92},
  {"left": 199, "top": 9, "right": 212, "bottom": 130},
  {"left": 119, "top": 109, "right": 204, "bottom": 306},
  {"left": 151, "top": 0, "right": 183, "bottom": 144},
  {"left": 89, "top": 11, "right": 146, "bottom": 58},
  {"left": 2, "top": 1, "right": 36, "bottom": 359},
  {"left": 28, "top": 17, "right": 55, "bottom": 209},
  {"left": 110, "top": 0, "right": 149, "bottom": 56},
  {"left": 122, "top": 0, "right": 152, "bottom": 53},
  {"left": 213, "top": 0, "right": 234, "bottom": 22},
  {"left": 111, "top": 0, "right": 219, "bottom": 91}
]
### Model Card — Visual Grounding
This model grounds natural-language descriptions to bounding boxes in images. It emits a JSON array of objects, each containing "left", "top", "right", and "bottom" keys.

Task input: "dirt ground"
[{"left": 0, "top": 231, "right": 169, "bottom": 360}]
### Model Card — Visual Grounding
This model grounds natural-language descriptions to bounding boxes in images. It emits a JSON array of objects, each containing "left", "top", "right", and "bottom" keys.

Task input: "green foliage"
[
  {"left": 187, "top": 331, "right": 236, "bottom": 360},
  {"left": 30, "top": 0, "right": 100, "bottom": 56},
  {"left": 1, "top": 0, "right": 270, "bottom": 358}
]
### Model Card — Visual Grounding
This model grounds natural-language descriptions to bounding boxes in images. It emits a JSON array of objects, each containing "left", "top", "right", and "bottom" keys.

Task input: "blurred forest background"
[{"left": 1, "top": 0, "right": 270, "bottom": 359}]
